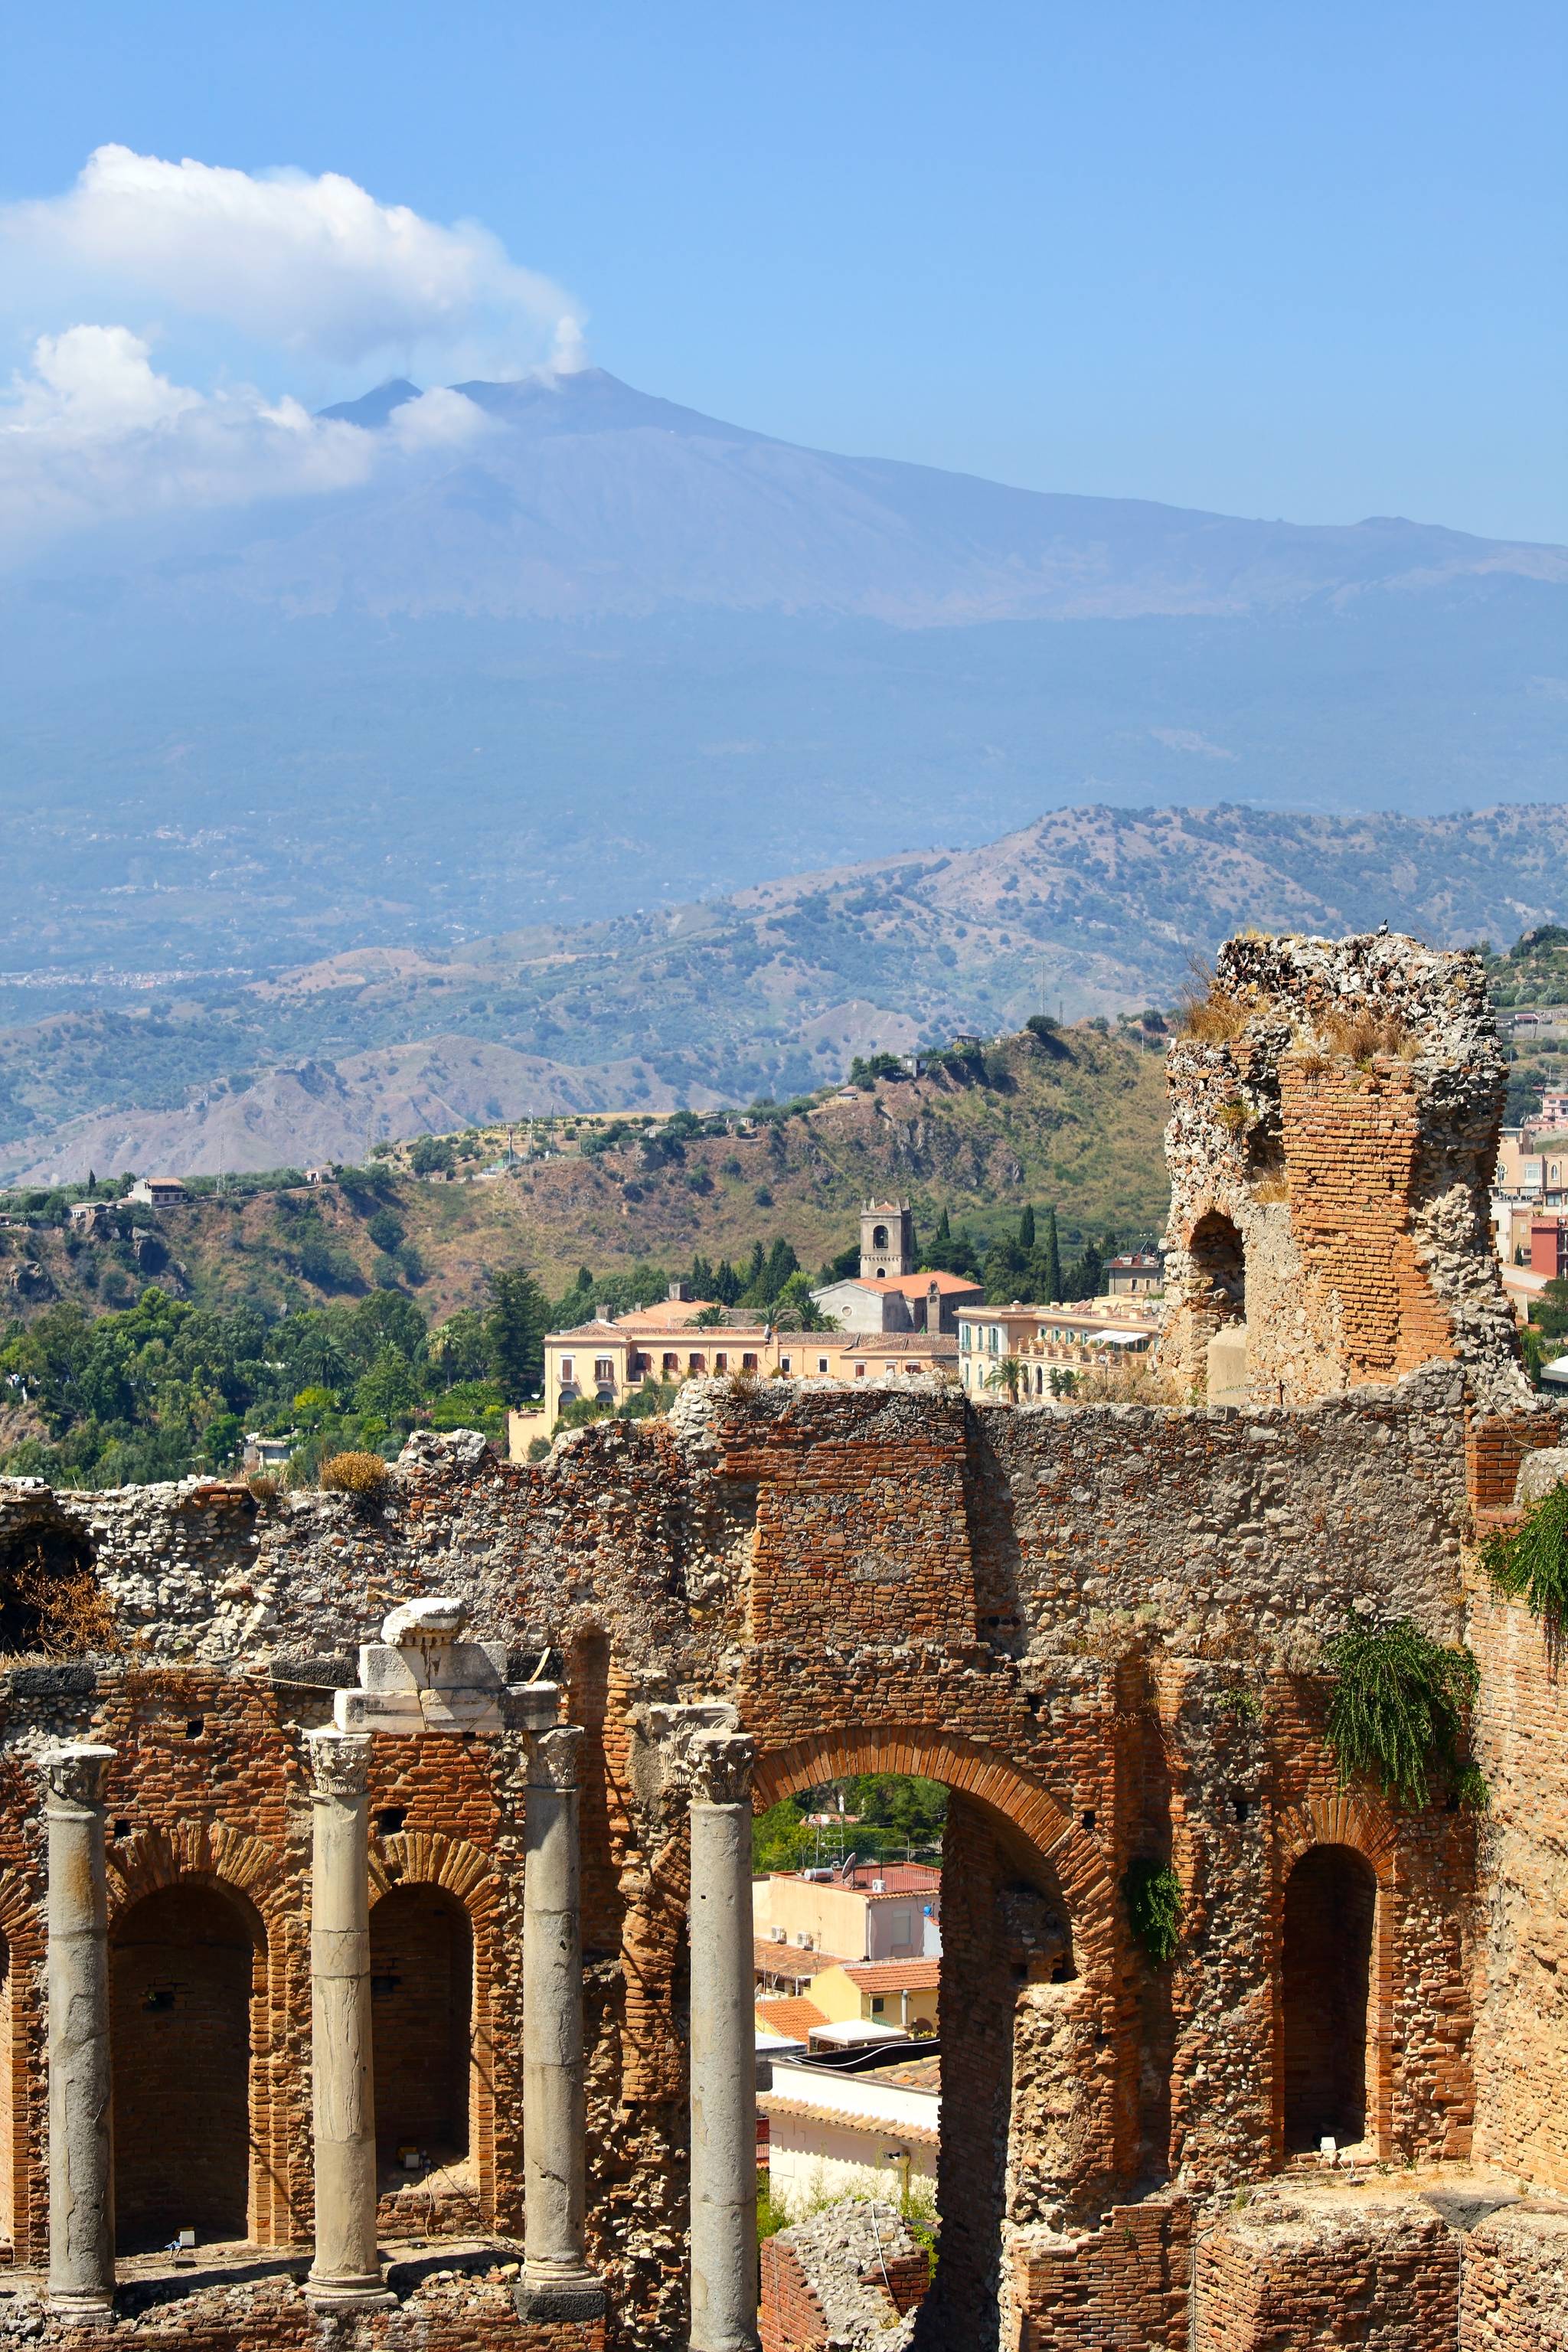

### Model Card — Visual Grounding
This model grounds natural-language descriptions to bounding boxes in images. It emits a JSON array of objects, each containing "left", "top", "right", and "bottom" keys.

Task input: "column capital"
[
  {"left": 504, "top": 1679, "right": 563, "bottom": 1735},
  {"left": 687, "top": 1727, "right": 755, "bottom": 1808},
  {"left": 528, "top": 1723, "right": 584, "bottom": 1792},
  {"left": 305, "top": 1726, "right": 372, "bottom": 1800},
  {"left": 638, "top": 1701, "right": 755, "bottom": 1807},
  {"left": 39, "top": 1743, "right": 114, "bottom": 1812}
]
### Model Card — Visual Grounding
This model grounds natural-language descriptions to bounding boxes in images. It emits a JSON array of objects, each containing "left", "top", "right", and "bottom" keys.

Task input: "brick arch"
[
  {"left": 0, "top": 1874, "right": 43, "bottom": 2265},
  {"left": 753, "top": 1726, "right": 1110, "bottom": 1958},
  {"left": 1276, "top": 1791, "right": 1398, "bottom": 1878},
  {"left": 370, "top": 1830, "right": 502, "bottom": 2226},
  {"left": 1271, "top": 1798, "right": 1399, "bottom": 2167},
  {"left": 368, "top": 1828, "right": 501, "bottom": 1914},
  {"left": 107, "top": 1822, "right": 286, "bottom": 1932}
]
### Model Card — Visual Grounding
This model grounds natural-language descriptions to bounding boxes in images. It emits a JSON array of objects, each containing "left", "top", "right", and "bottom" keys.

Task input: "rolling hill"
[
  {"left": 2, "top": 802, "right": 1565, "bottom": 1183},
  {"left": 0, "top": 1021, "right": 1170, "bottom": 1328}
]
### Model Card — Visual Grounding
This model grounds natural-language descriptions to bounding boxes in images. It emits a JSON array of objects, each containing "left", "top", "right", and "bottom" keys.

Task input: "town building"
[
  {"left": 810, "top": 1199, "right": 982, "bottom": 1334},
  {"left": 753, "top": 1862, "right": 942, "bottom": 1965},
  {"left": 808, "top": 1957, "right": 940, "bottom": 2037},
  {"left": 761, "top": 2043, "right": 940, "bottom": 2207},
  {"left": 126, "top": 1175, "right": 187, "bottom": 1207},
  {"left": 811, "top": 1269, "right": 982, "bottom": 1335},
  {"left": 956, "top": 1296, "right": 1161, "bottom": 1397},
  {"left": 858, "top": 1199, "right": 914, "bottom": 1279},
  {"left": 1105, "top": 1250, "right": 1164, "bottom": 1295}
]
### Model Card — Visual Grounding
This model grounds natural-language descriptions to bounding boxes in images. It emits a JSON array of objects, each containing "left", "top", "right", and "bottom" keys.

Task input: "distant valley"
[{"left": 3, "top": 800, "right": 1566, "bottom": 1181}]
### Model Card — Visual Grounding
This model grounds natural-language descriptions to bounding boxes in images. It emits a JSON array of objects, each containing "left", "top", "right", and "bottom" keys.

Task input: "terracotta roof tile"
[
  {"left": 841, "top": 1959, "right": 941, "bottom": 1992},
  {"left": 754, "top": 1998, "right": 828, "bottom": 2040}
]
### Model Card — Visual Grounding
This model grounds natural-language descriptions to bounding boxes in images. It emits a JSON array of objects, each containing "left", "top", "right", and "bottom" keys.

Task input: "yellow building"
[
  {"left": 808, "top": 1958, "right": 939, "bottom": 2037},
  {"left": 510, "top": 1283, "right": 959, "bottom": 1457},
  {"left": 956, "top": 1298, "right": 1161, "bottom": 1399}
]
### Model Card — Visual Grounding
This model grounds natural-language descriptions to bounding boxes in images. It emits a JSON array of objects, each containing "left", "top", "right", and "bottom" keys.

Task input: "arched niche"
[{"left": 110, "top": 1882, "right": 263, "bottom": 2249}]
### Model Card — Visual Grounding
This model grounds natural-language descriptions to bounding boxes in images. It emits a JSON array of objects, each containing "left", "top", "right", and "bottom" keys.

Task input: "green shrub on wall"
[
  {"left": 1322, "top": 1614, "right": 1480, "bottom": 1810},
  {"left": 1122, "top": 1858, "right": 1183, "bottom": 1966},
  {"left": 1481, "top": 1479, "right": 1568, "bottom": 1631}
]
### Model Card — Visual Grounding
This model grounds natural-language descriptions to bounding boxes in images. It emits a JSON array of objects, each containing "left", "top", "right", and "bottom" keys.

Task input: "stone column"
[
  {"left": 41, "top": 1743, "right": 116, "bottom": 2322},
  {"left": 514, "top": 1724, "right": 606, "bottom": 2322},
  {"left": 304, "top": 1727, "right": 394, "bottom": 2311},
  {"left": 687, "top": 1728, "right": 760, "bottom": 2352}
]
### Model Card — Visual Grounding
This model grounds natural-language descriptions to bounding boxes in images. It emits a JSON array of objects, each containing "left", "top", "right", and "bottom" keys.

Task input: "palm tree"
[{"left": 986, "top": 1354, "right": 1027, "bottom": 1403}]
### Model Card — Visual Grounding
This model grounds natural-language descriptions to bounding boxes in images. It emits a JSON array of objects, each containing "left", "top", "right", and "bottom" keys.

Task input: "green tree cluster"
[{"left": 0, "top": 1260, "right": 571, "bottom": 1488}]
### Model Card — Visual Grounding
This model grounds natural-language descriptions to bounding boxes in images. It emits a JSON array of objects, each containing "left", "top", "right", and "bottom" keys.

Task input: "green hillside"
[{"left": 0, "top": 1021, "right": 1168, "bottom": 1485}]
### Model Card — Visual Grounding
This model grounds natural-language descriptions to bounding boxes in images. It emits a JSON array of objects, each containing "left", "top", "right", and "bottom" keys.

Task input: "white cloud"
[
  {"left": 0, "top": 325, "right": 494, "bottom": 560},
  {"left": 0, "top": 146, "right": 563, "bottom": 560},
  {"left": 2, "top": 145, "right": 580, "bottom": 371}
]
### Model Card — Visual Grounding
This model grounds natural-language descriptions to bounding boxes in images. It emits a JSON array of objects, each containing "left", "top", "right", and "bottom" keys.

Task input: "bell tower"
[{"left": 860, "top": 1200, "right": 914, "bottom": 1279}]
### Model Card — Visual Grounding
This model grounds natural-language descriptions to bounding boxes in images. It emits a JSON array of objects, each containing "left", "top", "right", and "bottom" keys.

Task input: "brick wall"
[
  {"left": 759, "top": 2234, "right": 831, "bottom": 2349},
  {"left": 1459, "top": 2209, "right": 1568, "bottom": 2351},
  {"left": 1011, "top": 2197, "right": 1191, "bottom": 2351},
  {"left": 1194, "top": 2205, "right": 1461, "bottom": 2351}
]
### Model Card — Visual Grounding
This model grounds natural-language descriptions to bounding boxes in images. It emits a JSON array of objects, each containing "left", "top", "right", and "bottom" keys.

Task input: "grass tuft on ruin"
[
  {"left": 318, "top": 1450, "right": 392, "bottom": 1501},
  {"left": 1321, "top": 1614, "right": 1479, "bottom": 1810},
  {"left": 1481, "top": 1480, "right": 1568, "bottom": 1632}
]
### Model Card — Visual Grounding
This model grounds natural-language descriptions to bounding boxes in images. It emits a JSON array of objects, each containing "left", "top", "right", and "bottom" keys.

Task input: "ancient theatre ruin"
[{"left": 0, "top": 928, "right": 1563, "bottom": 2349}]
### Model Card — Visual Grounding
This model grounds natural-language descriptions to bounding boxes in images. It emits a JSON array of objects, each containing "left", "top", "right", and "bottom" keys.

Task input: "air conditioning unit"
[{"left": 769, "top": 1926, "right": 787, "bottom": 1942}]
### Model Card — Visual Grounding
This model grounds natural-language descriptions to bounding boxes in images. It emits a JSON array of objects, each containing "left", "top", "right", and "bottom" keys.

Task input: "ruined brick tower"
[{"left": 1158, "top": 930, "right": 1524, "bottom": 1410}]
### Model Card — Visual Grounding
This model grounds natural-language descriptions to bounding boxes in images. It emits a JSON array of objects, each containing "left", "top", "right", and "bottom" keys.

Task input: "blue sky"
[{"left": 2, "top": 0, "right": 1563, "bottom": 539}]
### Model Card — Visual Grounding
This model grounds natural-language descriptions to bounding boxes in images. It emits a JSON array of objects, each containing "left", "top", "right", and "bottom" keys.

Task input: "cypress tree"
[
  {"left": 1043, "top": 1207, "right": 1063, "bottom": 1303},
  {"left": 1018, "top": 1204, "right": 1036, "bottom": 1251}
]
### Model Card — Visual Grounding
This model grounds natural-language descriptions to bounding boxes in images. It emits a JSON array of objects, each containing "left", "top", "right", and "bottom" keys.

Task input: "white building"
[{"left": 762, "top": 2046, "right": 939, "bottom": 2207}]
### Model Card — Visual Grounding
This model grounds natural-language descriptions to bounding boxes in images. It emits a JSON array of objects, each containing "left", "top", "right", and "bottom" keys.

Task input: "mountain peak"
[{"left": 317, "top": 377, "right": 423, "bottom": 428}]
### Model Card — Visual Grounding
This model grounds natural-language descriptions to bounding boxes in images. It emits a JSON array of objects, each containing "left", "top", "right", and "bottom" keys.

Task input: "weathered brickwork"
[
  {"left": 758, "top": 2201, "right": 929, "bottom": 2351},
  {"left": 0, "top": 929, "right": 1562, "bottom": 2349},
  {"left": 1194, "top": 2200, "right": 1462, "bottom": 2351},
  {"left": 1160, "top": 933, "right": 1524, "bottom": 1411}
]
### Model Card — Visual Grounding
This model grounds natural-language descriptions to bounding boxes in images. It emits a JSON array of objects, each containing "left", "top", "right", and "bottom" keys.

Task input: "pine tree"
[
  {"left": 763, "top": 1238, "right": 799, "bottom": 1301},
  {"left": 485, "top": 1266, "right": 549, "bottom": 1402}
]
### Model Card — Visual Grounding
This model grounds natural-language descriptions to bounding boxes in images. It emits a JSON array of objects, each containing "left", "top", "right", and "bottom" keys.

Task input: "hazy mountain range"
[
  {"left": 3, "top": 801, "right": 1564, "bottom": 1184},
  {"left": 2, "top": 369, "right": 1564, "bottom": 985}
]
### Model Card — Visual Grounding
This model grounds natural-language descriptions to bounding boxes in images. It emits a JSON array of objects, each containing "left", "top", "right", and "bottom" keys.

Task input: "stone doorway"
[
  {"left": 110, "top": 1883, "right": 260, "bottom": 2249},
  {"left": 370, "top": 1885, "right": 474, "bottom": 2177},
  {"left": 1282, "top": 1844, "right": 1377, "bottom": 2153}
]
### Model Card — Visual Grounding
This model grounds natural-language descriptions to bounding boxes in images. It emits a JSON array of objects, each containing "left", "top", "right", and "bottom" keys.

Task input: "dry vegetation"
[
  {"left": 1315, "top": 1007, "right": 1418, "bottom": 1065},
  {"left": 1175, "top": 957, "right": 1256, "bottom": 1046},
  {"left": 7, "top": 1543, "right": 121, "bottom": 1656},
  {"left": 317, "top": 1451, "right": 390, "bottom": 1500},
  {"left": 1067, "top": 1353, "right": 1181, "bottom": 1406}
]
